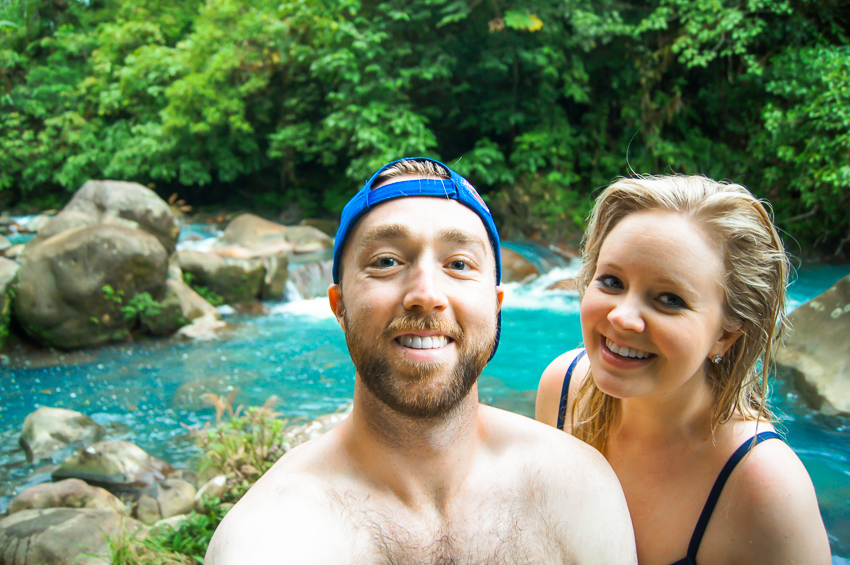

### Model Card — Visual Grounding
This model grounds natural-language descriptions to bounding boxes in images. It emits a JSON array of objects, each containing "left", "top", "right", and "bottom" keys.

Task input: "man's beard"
[{"left": 341, "top": 303, "right": 495, "bottom": 419}]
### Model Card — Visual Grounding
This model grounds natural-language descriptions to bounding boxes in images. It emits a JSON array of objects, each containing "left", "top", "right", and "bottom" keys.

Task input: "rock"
[
  {"left": 175, "top": 312, "right": 229, "bottom": 341},
  {"left": 300, "top": 218, "right": 338, "bottom": 237},
  {"left": 137, "top": 290, "right": 187, "bottom": 337},
  {"left": 52, "top": 440, "right": 174, "bottom": 495},
  {"left": 24, "top": 214, "right": 53, "bottom": 234},
  {"left": 19, "top": 407, "right": 104, "bottom": 463},
  {"left": 776, "top": 274, "right": 850, "bottom": 415},
  {"left": 500, "top": 247, "right": 540, "bottom": 283},
  {"left": 0, "top": 233, "right": 11, "bottom": 252},
  {"left": 8, "top": 478, "right": 126, "bottom": 515},
  {"left": 260, "top": 254, "right": 289, "bottom": 301},
  {"left": 175, "top": 249, "right": 264, "bottom": 304},
  {"left": 546, "top": 278, "right": 578, "bottom": 292},
  {"left": 288, "top": 259, "right": 333, "bottom": 299},
  {"left": 164, "top": 277, "right": 221, "bottom": 322},
  {"left": 13, "top": 224, "right": 168, "bottom": 349},
  {"left": 216, "top": 213, "right": 333, "bottom": 255},
  {"left": 194, "top": 475, "right": 227, "bottom": 511},
  {"left": 0, "top": 508, "right": 145, "bottom": 565},
  {"left": 0, "top": 256, "right": 19, "bottom": 349},
  {"left": 281, "top": 406, "right": 351, "bottom": 451},
  {"left": 133, "top": 478, "right": 196, "bottom": 525},
  {"left": 33, "top": 180, "right": 180, "bottom": 254},
  {"left": 152, "top": 514, "right": 189, "bottom": 531},
  {"left": 3, "top": 243, "right": 25, "bottom": 259}
]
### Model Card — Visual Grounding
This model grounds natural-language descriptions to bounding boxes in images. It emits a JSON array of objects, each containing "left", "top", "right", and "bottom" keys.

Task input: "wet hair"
[{"left": 572, "top": 175, "right": 789, "bottom": 452}]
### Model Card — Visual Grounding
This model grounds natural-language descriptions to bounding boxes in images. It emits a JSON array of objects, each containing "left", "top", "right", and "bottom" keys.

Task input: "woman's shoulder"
[
  {"left": 706, "top": 423, "right": 831, "bottom": 563},
  {"left": 535, "top": 348, "right": 590, "bottom": 428}
]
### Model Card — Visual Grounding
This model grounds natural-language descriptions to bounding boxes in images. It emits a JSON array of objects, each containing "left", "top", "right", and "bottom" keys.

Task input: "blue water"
[{"left": 0, "top": 241, "right": 847, "bottom": 558}]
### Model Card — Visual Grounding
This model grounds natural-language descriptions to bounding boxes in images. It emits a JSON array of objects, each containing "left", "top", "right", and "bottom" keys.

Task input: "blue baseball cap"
[
  {"left": 332, "top": 157, "right": 502, "bottom": 284},
  {"left": 332, "top": 157, "right": 502, "bottom": 359}
]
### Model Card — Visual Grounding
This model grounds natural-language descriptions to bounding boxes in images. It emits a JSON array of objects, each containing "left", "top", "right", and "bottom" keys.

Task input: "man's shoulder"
[
  {"left": 205, "top": 436, "right": 352, "bottom": 564},
  {"left": 480, "top": 404, "right": 606, "bottom": 468}
]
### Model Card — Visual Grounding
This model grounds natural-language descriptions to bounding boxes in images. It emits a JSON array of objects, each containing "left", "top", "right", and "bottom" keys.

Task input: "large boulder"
[
  {"left": 52, "top": 440, "right": 174, "bottom": 495},
  {"left": 8, "top": 478, "right": 126, "bottom": 515},
  {"left": 13, "top": 224, "right": 168, "bottom": 349},
  {"left": 32, "top": 180, "right": 180, "bottom": 254},
  {"left": 215, "top": 213, "right": 332, "bottom": 255},
  {"left": 776, "top": 273, "right": 850, "bottom": 415},
  {"left": 175, "top": 249, "right": 264, "bottom": 304},
  {"left": 0, "top": 233, "right": 11, "bottom": 252},
  {"left": 0, "top": 508, "right": 144, "bottom": 565},
  {"left": 19, "top": 407, "right": 104, "bottom": 463},
  {"left": 500, "top": 247, "right": 540, "bottom": 283},
  {"left": 0, "top": 256, "right": 19, "bottom": 349}
]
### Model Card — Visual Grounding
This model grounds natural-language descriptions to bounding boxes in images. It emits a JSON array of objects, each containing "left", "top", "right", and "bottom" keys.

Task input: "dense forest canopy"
[{"left": 1, "top": 0, "right": 848, "bottom": 254}]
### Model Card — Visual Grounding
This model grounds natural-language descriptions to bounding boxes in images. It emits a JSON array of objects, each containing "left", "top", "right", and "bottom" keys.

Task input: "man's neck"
[{"left": 340, "top": 380, "right": 482, "bottom": 512}]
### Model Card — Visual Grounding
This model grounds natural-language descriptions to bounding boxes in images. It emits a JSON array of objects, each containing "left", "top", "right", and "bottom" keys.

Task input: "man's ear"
[
  {"left": 496, "top": 286, "right": 505, "bottom": 311},
  {"left": 328, "top": 284, "right": 345, "bottom": 330}
]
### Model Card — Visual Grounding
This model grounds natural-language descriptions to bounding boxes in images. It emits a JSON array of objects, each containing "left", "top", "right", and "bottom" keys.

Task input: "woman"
[{"left": 536, "top": 175, "right": 831, "bottom": 564}]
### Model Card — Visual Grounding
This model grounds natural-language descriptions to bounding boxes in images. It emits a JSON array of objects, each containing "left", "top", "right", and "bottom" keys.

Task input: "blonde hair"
[
  {"left": 375, "top": 159, "right": 449, "bottom": 183},
  {"left": 572, "top": 175, "right": 789, "bottom": 452}
]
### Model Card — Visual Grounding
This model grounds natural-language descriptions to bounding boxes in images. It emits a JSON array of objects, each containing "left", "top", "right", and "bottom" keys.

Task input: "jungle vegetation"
[{"left": 1, "top": 0, "right": 848, "bottom": 254}]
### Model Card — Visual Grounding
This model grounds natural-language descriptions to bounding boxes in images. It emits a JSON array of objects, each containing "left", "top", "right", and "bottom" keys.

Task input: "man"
[{"left": 206, "top": 157, "right": 636, "bottom": 564}]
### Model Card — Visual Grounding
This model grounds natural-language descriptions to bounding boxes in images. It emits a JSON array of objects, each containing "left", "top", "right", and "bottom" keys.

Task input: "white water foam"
[
  {"left": 268, "top": 296, "right": 336, "bottom": 319},
  {"left": 501, "top": 265, "right": 581, "bottom": 313}
]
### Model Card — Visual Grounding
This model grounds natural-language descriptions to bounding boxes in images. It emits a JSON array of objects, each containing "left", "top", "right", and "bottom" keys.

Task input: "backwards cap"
[
  {"left": 332, "top": 157, "right": 502, "bottom": 360},
  {"left": 332, "top": 157, "right": 502, "bottom": 284}
]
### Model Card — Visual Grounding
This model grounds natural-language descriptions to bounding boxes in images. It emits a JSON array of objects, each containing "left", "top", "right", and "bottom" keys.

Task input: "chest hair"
[{"left": 327, "top": 480, "right": 570, "bottom": 565}]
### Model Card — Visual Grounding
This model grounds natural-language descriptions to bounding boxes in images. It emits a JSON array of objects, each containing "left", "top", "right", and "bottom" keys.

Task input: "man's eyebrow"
[
  {"left": 439, "top": 228, "right": 488, "bottom": 252},
  {"left": 358, "top": 224, "right": 410, "bottom": 248}
]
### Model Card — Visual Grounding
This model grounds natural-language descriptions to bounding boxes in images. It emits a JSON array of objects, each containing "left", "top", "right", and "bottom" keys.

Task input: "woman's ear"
[{"left": 712, "top": 325, "right": 743, "bottom": 359}]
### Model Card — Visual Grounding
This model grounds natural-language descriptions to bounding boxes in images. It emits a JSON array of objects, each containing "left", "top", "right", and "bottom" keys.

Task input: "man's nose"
[
  {"left": 403, "top": 261, "right": 449, "bottom": 313},
  {"left": 607, "top": 295, "right": 645, "bottom": 333}
]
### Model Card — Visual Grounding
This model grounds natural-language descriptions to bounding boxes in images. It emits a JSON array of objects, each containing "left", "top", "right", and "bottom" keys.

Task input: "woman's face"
[{"left": 580, "top": 210, "right": 739, "bottom": 402}]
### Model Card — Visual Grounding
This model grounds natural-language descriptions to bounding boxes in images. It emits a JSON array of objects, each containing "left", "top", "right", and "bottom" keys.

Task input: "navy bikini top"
[{"left": 556, "top": 350, "right": 783, "bottom": 565}]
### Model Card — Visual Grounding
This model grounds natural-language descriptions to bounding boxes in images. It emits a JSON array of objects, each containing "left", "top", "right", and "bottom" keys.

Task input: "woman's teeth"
[
  {"left": 398, "top": 335, "right": 449, "bottom": 350},
  {"left": 606, "top": 338, "right": 651, "bottom": 359}
]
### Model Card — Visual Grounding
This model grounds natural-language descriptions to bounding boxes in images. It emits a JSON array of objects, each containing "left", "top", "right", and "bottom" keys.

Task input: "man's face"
[{"left": 329, "top": 195, "right": 503, "bottom": 419}]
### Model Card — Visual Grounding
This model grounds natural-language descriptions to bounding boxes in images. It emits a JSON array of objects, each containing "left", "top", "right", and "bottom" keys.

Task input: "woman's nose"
[{"left": 607, "top": 296, "right": 646, "bottom": 333}]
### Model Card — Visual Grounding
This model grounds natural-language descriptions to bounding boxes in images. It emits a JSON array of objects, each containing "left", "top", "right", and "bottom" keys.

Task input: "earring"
[{"left": 711, "top": 355, "right": 722, "bottom": 364}]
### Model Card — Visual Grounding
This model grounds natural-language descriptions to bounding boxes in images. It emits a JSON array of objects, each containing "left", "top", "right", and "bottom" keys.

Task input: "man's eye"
[
  {"left": 376, "top": 257, "right": 398, "bottom": 268},
  {"left": 449, "top": 260, "right": 467, "bottom": 271}
]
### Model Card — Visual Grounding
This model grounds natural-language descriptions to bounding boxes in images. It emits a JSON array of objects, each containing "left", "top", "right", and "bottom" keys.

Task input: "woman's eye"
[
  {"left": 376, "top": 257, "right": 398, "bottom": 268},
  {"left": 659, "top": 293, "right": 687, "bottom": 309},
  {"left": 449, "top": 260, "right": 467, "bottom": 271},
  {"left": 598, "top": 275, "right": 623, "bottom": 289}
]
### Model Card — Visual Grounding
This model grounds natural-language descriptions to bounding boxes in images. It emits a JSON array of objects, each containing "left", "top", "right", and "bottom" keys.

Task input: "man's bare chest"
[{"left": 328, "top": 488, "right": 570, "bottom": 565}]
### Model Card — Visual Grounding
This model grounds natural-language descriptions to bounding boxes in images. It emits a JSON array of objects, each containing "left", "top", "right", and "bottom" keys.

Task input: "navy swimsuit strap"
[
  {"left": 556, "top": 349, "right": 586, "bottom": 431},
  {"left": 671, "top": 430, "right": 783, "bottom": 565}
]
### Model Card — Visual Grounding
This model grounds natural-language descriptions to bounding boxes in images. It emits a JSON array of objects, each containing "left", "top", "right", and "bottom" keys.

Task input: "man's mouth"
[
  {"left": 605, "top": 337, "right": 652, "bottom": 360},
  {"left": 397, "top": 335, "right": 450, "bottom": 350}
]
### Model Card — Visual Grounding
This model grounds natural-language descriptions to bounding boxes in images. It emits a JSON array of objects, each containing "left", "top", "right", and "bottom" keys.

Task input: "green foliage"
[
  {"left": 192, "top": 405, "right": 287, "bottom": 502},
  {"left": 143, "top": 503, "right": 229, "bottom": 563},
  {"left": 182, "top": 272, "right": 224, "bottom": 307},
  {"left": 750, "top": 43, "right": 850, "bottom": 253},
  {"left": 1, "top": 0, "right": 848, "bottom": 251}
]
